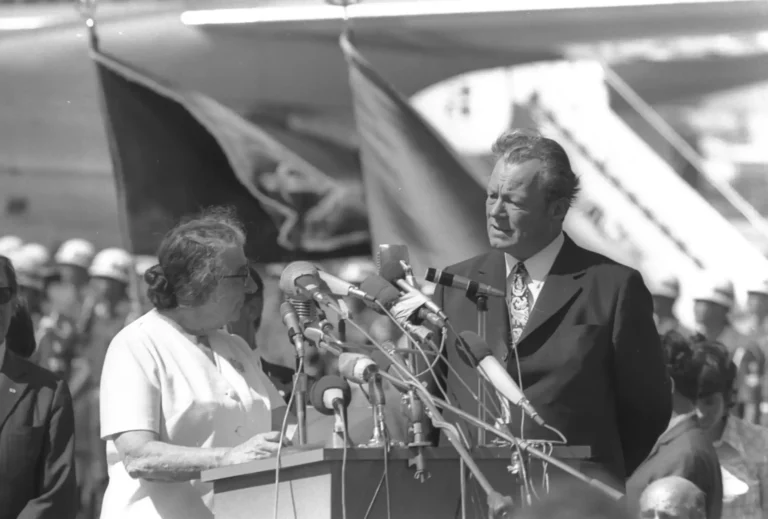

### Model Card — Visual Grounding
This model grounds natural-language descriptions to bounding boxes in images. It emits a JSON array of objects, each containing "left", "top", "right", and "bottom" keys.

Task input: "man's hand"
[{"left": 223, "top": 431, "right": 292, "bottom": 465}]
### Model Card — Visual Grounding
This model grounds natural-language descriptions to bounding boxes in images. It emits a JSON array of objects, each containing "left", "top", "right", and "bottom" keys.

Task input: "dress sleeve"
[{"left": 100, "top": 329, "right": 162, "bottom": 439}]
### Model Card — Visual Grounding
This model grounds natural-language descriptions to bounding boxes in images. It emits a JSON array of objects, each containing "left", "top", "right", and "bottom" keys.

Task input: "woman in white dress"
[{"left": 99, "top": 208, "right": 294, "bottom": 519}]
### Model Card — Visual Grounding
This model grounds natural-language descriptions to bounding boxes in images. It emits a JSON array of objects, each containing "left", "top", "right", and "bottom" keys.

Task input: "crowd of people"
[{"left": 4, "top": 129, "right": 768, "bottom": 519}]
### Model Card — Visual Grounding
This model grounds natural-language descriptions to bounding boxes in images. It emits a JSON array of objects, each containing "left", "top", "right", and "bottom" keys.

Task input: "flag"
[
  {"left": 92, "top": 50, "right": 369, "bottom": 262},
  {"left": 340, "top": 34, "right": 490, "bottom": 274}
]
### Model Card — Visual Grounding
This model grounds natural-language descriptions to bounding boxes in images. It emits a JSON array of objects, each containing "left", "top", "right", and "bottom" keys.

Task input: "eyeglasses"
[
  {"left": 0, "top": 287, "right": 13, "bottom": 305},
  {"left": 222, "top": 267, "right": 253, "bottom": 288}
]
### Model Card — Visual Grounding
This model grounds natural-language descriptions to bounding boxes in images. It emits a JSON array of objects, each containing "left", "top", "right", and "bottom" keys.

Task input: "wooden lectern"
[{"left": 202, "top": 446, "right": 593, "bottom": 519}]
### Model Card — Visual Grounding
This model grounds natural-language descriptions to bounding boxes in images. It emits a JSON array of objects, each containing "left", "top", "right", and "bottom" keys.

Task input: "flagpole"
[{"left": 80, "top": 0, "right": 144, "bottom": 322}]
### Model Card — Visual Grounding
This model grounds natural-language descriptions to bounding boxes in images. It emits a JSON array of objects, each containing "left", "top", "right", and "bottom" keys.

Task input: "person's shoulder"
[
  {"left": 443, "top": 251, "right": 497, "bottom": 275},
  {"left": 6, "top": 350, "right": 66, "bottom": 395},
  {"left": 570, "top": 239, "right": 637, "bottom": 277},
  {"left": 107, "top": 309, "right": 161, "bottom": 352},
  {"left": 730, "top": 417, "right": 768, "bottom": 452}
]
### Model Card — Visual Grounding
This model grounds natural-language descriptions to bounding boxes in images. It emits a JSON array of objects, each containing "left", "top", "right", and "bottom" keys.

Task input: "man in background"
[{"left": 640, "top": 477, "right": 707, "bottom": 519}]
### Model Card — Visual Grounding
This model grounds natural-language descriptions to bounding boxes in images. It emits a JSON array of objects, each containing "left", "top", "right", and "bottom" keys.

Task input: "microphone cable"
[
  {"left": 341, "top": 410, "right": 349, "bottom": 519},
  {"left": 273, "top": 356, "right": 304, "bottom": 519}
]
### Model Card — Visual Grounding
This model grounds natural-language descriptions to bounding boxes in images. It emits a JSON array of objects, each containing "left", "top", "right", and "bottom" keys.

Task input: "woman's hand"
[{"left": 223, "top": 431, "right": 291, "bottom": 465}]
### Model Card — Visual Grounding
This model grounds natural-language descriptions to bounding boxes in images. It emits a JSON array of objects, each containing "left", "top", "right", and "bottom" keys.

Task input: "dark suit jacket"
[
  {"left": 625, "top": 414, "right": 723, "bottom": 519},
  {"left": 0, "top": 343, "right": 78, "bottom": 519},
  {"left": 429, "top": 235, "right": 672, "bottom": 482}
]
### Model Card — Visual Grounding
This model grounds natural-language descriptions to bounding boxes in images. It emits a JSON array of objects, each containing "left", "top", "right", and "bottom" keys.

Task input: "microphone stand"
[
  {"left": 468, "top": 287, "right": 489, "bottom": 446},
  {"left": 376, "top": 368, "right": 625, "bottom": 502},
  {"left": 292, "top": 331, "right": 308, "bottom": 446}
]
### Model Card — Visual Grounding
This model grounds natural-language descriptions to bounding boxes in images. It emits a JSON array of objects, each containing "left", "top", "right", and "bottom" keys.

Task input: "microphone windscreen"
[
  {"left": 309, "top": 375, "right": 351, "bottom": 415},
  {"left": 279, "top": 261, "right": 318, "bottom": 296},
  {"left": 379, "top": 261, "right": 406, "bottom": 285},
  {"left": 359, "top": 275, "right": 401, "bottom": 310},
  {"left": 457, "top": 331, "right": 493, "bottom": 367}
]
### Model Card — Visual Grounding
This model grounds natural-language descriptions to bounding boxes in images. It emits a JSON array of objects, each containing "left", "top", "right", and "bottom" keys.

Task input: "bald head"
[{"left": 640, "top": 477, "right": 706, "bottom": 519}]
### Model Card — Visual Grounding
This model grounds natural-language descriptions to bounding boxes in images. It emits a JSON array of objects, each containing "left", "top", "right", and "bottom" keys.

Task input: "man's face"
[
  {"left": 0, "top": 267, "right": 16, "bottom": 343},
  {"left": 693, "top": 300, "right": 728, "bottom": 326},
  {"left": 695, "top": 392, "right": 728, "bottom": 431},
  {"left": 486, "top": 159, "right": 565, "bottom": 259},
  {"left": 746, "top": 293, "right": 768, "bottom": 317}
]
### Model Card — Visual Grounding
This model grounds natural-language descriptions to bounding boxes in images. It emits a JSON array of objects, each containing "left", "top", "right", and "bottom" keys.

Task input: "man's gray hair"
[{"left": 492, "top": 128, "right": 580, "bottom": 206}]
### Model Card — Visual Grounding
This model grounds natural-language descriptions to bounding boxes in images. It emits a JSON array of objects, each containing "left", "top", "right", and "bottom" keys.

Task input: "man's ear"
[{"left": 549, "top": 198, "right": 569, "bottom": 222}]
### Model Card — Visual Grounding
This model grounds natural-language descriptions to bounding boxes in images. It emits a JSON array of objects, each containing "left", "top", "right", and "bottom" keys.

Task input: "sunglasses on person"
[{"left": 0, "top": 287, "right": 13, "bottom": 305}]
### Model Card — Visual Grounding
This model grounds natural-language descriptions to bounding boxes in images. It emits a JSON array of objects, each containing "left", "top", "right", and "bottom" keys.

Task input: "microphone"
[
  {"left": 280, "top": 302, "right": 306, "bottom": 355},
  {"left": 303, "top": 327, "right": 345, "bottom": 357},
  {"left": 458, "top": 331, "right": 545, "bottom": 427},
  {"left": 338, "top": 352, "right": 389, "bottom": 447},
  {"left": 280, "top": 262, "right": 338, "bottom": 310},
  {"left": 425, "top": 268, "right": 505, "bottom": 298},
  {"left": 317, "top": 270, "right": 375, "bottom": 303},
  {"left": 309, "top": 375, "right": 353, "bottom": 448},
  {"left": 380, "top": 262, "right": 448, "bottom": 325},
  {"left": 309, "top": 375, "right": 352, "bottom": 416},
  {"left": 359, "top": 275, "right": 435, "bottom": 344},
  {"left": 377, "top": 244, "right": 417, "bottom": 286},
  {"left": 287, "top": 295, "right": 317, "bottom": 325}
]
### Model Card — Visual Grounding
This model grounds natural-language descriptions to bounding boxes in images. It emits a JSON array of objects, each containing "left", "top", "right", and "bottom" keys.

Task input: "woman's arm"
[{"left": 113, "top": 429, "right": 286, "bottom": 482}]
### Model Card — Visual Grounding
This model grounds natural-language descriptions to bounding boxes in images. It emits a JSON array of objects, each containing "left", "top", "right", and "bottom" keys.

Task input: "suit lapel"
[
  {"left": 0, "top": 348, "right": 30, "bottom": 431},
  {"left": 473, "top": 251, "right": 508, "bottom": 361},
  {"left": 517, "top": 235, "right": 585, "bottom": 346}
]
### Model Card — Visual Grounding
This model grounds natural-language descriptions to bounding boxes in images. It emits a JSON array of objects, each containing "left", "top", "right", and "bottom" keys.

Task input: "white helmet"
[
  {"left": 134, "top": 255, "right": 158, "bottom": 278},
  {"left": 89, "top": 248, "right": 133, "bottom": 284},
  {"left": 0, "top": 236, "right": 23, "bottom": 257},
  {"left": 20, "top": 243, "right": 50, "bottom": 267},
  {"left": 7, "top": 248, "right": 46, "bottom": 291},
  {"left": 55, "top": 238, "right": 96, "bottom": 269}
]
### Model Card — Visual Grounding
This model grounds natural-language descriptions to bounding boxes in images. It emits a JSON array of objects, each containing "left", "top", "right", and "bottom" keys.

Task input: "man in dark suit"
[
  {"left": 430, "top": 129, "right": 671, "bottom": 486},
  {"left": 0, "top": 255, "right": 78, "bottom": 519}
]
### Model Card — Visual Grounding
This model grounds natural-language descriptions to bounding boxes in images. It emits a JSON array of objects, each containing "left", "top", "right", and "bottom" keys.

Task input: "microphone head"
[
  {"left": 279, "top": 261, "right": 318, "bottom": 296},
  {"left": 457, "top": 331, "right": 493, "bottom": 367},
  {"left": 379, "top": 261, "right": 406, "bottom": 285},
  {"left": 309, "top": 375, "right": 351, "bottom": 416},
  {"left": 359, "top": 275, "right": 401, "bottom": 311},
  {"left": 338, "top": 352, "right": 377, "bottom": 382}
]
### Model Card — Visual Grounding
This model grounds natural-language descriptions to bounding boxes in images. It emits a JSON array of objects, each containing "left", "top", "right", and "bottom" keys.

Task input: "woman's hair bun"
[{"left": 145, "top": 264, "right": 178, "bottom": 310}]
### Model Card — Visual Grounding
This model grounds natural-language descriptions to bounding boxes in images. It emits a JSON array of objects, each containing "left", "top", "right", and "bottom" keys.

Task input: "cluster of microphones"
[{"left": 276, "top": 245, "right": 545, "bottom": 452}]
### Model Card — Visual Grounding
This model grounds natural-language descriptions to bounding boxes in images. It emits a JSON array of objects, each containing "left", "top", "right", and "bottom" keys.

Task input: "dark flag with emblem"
[
  {"left": 340, "top": 34, "right": 490, "bottom": 273},
  {"left": 91, "top": 50, "right": 369, "bottom": 262}
]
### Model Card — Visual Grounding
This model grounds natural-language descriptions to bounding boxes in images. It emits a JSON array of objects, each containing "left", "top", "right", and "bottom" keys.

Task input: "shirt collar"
[
  {"left": 717, "top": 417, "right": 747, "bottom": 457},
  {"left": 504, "top": 232, "right": 565, "bottom": 282}
]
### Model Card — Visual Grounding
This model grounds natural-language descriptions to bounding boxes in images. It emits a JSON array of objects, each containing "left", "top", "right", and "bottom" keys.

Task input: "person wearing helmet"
[
  {"left": 0, "top": 235, "right": 22, "bottom": 256},
  {"left": 693, "top": 276, "right": 764, "bottom": 424},
  {"left": 75, "top": 247, "right": 133, "bottom": 519},
  {"left": 649, "top": 273, "right": 690, "bottom": 337},
  {"left": 52, "top": 239, "right": 96, "bottom": 322}
]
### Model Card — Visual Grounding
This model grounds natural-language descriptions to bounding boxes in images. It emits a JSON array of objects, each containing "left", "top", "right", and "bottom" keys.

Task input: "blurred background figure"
[
  {"left": 690, "top": 341, "right": 768, "bottom": 519},
  {"left": 52, "top": 238, "right": 95, "bottom": 320},
  {"left": 0, "top": 235, "right": 23, "bottom": 257},
  {"left": 693, "top": 276, "right": 764, "bottom": 422},
  {"left": 639, "top": 477, "right": 706, "bottom": 519},
  {"left": 739, "top": 279, "right": 768, "bottom": 339},
  {"left": 650, "top": 273, "right": 689, "bottom": 336},
  {"left": 7, "top": 243, "right": 51, "bottom": 330},
  {"left": 626, "top": 331, "right": 722, "bottom": 519}
]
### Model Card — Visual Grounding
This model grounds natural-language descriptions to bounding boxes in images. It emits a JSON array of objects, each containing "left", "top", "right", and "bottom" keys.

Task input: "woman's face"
[
  {"left": 0, "top": 267, "right": 16, "bottom": 343},
  {"left": 201, "top": 245, "right": 256, "bottom": 326}
]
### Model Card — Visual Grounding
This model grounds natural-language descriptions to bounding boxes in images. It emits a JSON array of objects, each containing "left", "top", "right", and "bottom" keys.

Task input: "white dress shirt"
[{"left": 504, "top": 232, "right": 565, "bottom": 307}]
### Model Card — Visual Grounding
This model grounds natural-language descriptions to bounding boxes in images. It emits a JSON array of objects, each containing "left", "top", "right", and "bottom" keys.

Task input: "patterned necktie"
[{"left": 508, "top": 261, "right": 533, "bottom": 348}]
